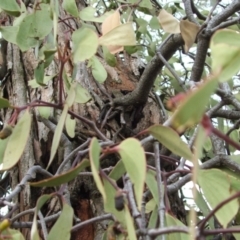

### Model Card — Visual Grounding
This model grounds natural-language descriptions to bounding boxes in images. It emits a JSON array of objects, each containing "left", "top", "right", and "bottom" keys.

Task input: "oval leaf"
[
  {"left": 148, "top": 125, "right": 193, "bottom": 160},
  {"left": 89, "top": 56, "right": 108, "bottom": 83},
  {"left": 63, "top": 0, "right": 79, "bottom": 17},
  {"left": 99, "top": 22, "right": 136, "bottom": 47},
  {"left": 117, "top": 138, "right": 146, "bottom": 210},
  {"left": 72, "top": 27, "right": 98, "bottom": 62},
  {"left": 0, "top": 110, "right": 31, "bottom": 171}
]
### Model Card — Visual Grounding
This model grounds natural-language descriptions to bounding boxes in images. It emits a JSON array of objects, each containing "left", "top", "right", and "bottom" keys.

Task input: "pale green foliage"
[{"left": 2, "top": 0, "right": 240, "bottom": 239}]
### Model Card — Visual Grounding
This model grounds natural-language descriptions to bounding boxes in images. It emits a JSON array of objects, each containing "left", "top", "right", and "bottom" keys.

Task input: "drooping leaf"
[
  {"left": 30, "top": 159, "right": 89, "bottom": 187},
  {"left": 170, "top": 75, "right": 219, "bottom": 132},
  {"left": 158, "top": 9, "right": 180, "bottom": 34},
  {"left": 0, "top": 0, "right": 21, "bottom": 17},
  {"left": 211, "top": 29, "right": 240, "bottom": 82},
  {"left": 63, "top": 0, "right": 78, "bottom": 17},
  {"left": 31, "top": 194, "right": 52, "bottom": 240},
  {"left": 48, "top": 203, "right": 73, "bottom": 240},
  {"left": 48, "top": 104, "right": 68, "bottom": 169},
  {"left": 198, "top": 169, "right": 239, "bottom": 228},
  {"left": 72, "top": 27, "right": 98, "bottom": 62},
  {"left": 89, "top": 56, "right": 108, "bottom": 83},
  {"left": 0, "top": 110, "right": 31, "bottom": 171},
  {"left": 99, "top": 23, "right": 136, "bottom": 47},
  {"left": 117, "top": 138, "right": 146, "bottom": 210},
  {"left": 148, "top": 125, "right": 193, "bottom": 160},
  {"left": 89, "top": 138, "right": 106, "bottom": 201}
]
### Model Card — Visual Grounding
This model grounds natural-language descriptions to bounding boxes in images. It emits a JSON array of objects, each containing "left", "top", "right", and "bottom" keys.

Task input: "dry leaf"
[
  {"left": 180, "top": 20, "right": 200, "bottom": 53},
  {"left": 158, "top": 9, "right": 180, "bottom": 34},
  {"left": 101, "top": 10, "right": 123, "bottom": 54}
]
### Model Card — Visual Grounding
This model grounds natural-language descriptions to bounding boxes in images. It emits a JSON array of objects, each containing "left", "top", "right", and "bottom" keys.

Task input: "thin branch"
[
  {"left": 154, "top": 142, "right": 165, "bottom": 240},
  {"left": 182, "top": 0, "right": 200, "bottom": 25},
  {"left": 71, "top": 214, "right": 113, "bottom": 232}
]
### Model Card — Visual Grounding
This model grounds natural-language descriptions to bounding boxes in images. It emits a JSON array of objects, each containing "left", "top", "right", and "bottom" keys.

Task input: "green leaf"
[
  {"left": 48, "top": 104, "right": 68, "bottom": 169},
  {"left": 63, "top": 0, "right": 79, "bottom": 17},
  {"left": 31, "top": 194, "right": 52, "bottom": 240},
  {"left": 99, "top": 22, "right": 136, "bottom": 46},
  {"left": 16, "top": 4, "right": 53, "bottom": 51},
  {"left": 0, "top": 26, "right": 18, "bottom": 45},
  {"left": 1, "top": 228, "right": 24, "bottom": 240},
  {"left": 146, "top": 169, "right": 159, "bottom": 204},
  {"left": 37, "top": 106, "right": 52, "bottom": 119},
  {"left": 148, "top": 205, "right": 158, "bottom": 228},
  {"left": 103, "top": 177, "right": 125, "bottom": 224},
  {"left": 89, "top": 138, "right": 106, "bottom": 201},
  {"left": 170, "top": 75, "right": 218, "bottom": 132},
  {"left": 117, "top": 138, "right": 146, "bottom": 210},
  {"left": 79, "top": 7, "right": 113, "bottom": 22},
  {"left": 74, "top": 83, "right": 92, "bottom": 103},
  {"left": 211, "top": 29, "right": 240, "bottom": 82},
  {"left": 89, "top": 56, "right": 108, "bottom": 83},
  {"left": 65, "top": 114, "right": 76, "bottom": 138},
  {"left": 72, "top": 27, "right": 98, "bottom": 62},
  {"left": 0, "top": 98, "right": 10, "bottom": 108},
  {"left": 124, "top": 204, "right": 137, "bottom": 240},
  {"left": 148, "top": 125, "right": 193, "bottom": 160},
  {"left": 198, "top": 169, "right": 239, "bottom": 228},
  {"left": 195, "top": 189, "right": 214, "bottom": 229},
  {"left": 0, "top": 138, "right": 9, "bottom": 165},
  {"left": 0, "top": 110, "right": 31, "bottom": 171},
  {"left": 109, "top": 160, "right": 126, "bottom": 181},
  {"left": 165, "top": 213, "right": 190, "bottom": 240},
  {"left": 65, "top": 84, "right": 76, "bottom": 107},
  {"left": 28, "top": 75, "right": 54, "bottom": 88},
  {"left": 34, "top": 62, "right": 45, "bottom": 85},
  {"left": 48, "top": 203, "right": 73, "bottom": 240},
  {"left": 102, "top": 46, "right": 117, "bottom": 67},
  {"left": 30, "top": 159, "right": 89, "bottom": 187},
  {"left": 0, "top": 0, "right": 21, "bottom": 17}
]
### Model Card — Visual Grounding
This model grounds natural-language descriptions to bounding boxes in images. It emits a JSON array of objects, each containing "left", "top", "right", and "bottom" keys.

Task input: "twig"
[
  {"left": 71, "top": 214, "right": 113, "bottom": 232},
  {"left": 153, "top": 142, "right": 165, "bottom": 240}
]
